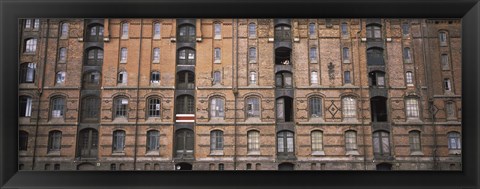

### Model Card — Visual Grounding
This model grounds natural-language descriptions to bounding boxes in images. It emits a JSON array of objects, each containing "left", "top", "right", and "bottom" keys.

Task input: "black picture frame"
[{"left": 1, "top": 0, "right": 479, "bottom": 188}]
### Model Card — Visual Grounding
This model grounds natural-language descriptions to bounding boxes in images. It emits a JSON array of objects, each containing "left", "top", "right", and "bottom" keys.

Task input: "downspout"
[
  {"left": 356, "top": 19, "right": 367, "bottom": 170},
  {"left": 32, "top": 19, "right": 50, "bottom": 170},
  {"left": 232, "top": 18, "right": 239, "bottom": 170},
  {"left": 133, "top": 19, "right": 144, "bottom": 170}
]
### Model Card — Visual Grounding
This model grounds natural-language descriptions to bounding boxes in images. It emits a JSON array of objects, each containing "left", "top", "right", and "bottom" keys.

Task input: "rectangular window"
[
  {"left": 25, "top": 39, "right": 37, "bottom": 53},
  {"left": 151, "top": 72, "right": 160, "bottom": 83},
  {"left": 309, "top": 23, "right": 316, "bottom": 37},
  {"left": 446, "top": 102, "right": 456, "bottom": 119},
  {"left": 247, "top": 131, "right": 260, "bottom": 152},
  {"left": 153, "top": 48, "right": 160, "bottom": 63},
  {"left": 51, "top": 98, "right": 65, "bottom": 118},
  {"left": 213, "top": 71, "right": 221, "bottom": 85},
  {"left": 246, "top": 98, "right": 260, "bottom": 118},
  {"left": 118, "top": 72, "right": 127, "bottom": 84},
  {"left": 48, "top": 131, "right": 62, "bottom": 152},
  {"left": 249, "top": 71, "right": 257, "bottom": 85},
  {"left": 120, "top": 48, "right": 128, "bottom": 63},
  {"left": 249, "top": 47, "right": 256, "bottom": 63},
  {"left": 310, "top": 71, "right": 318, "bottom": 85},
  {"left": 405, "top": 98, "right": 419, "bottom": 118},
  {"left": 345, "top": 131, "right": 357, "bottom": 151},
  {"left": 309, "top": 47, "right": 317, "bottom": 62},
  {"left": 154, "top": 23, "right": 161, "bottom": 38},
  {"left": 148, "top": 98, "right": 161, "bottom": 117},
  {"left": 112, "top": 131, "right": 125, "bottom": 152},
  {"left": 406, "top": 72, "right": 413, "bottom": 85},
  {"left": 20, "top": 97, "right": 33, "bottom": 117},
  {"left": 25, "top": 19, "right": 32, "bottom": 28},
  {"left": 33, "top": 19, "right": 40, "bottom": 29},
  {"left": 210, "top": 98, "right": 225, "bottom": 118},
  {"left": 344, "top": 71, "right": 351, "bottom": 84},
  {"left": 56, "top": 72, "right": 66, "bottom": 84},
  {"left": 342, "top": 97, "right": 357, "bottom": 119},
  {"left": 311, "top": 131, "right": 323, "bottom": 152},
  {"left": 214, "top": 23, "right": 221, "bottom": 39},
  {"left": 214, "top": 48, "right": 221, "bottom": 63},
  {"left": 439, "top": 32, "right": 447, "bottom": 45},
  {"left": 309, "top": 97, "right": 322, "bottom": 118},
  {"left": 409, "top": 131, "right": 421, "bottom": 152},
  {"left": 210, "top": 131, "right": 224, "bottom": 151},
  {"left": 121, "top": 23, "right": 129, "bottom": 38},
  {"left": 147, "top": 130, "right": 160, "bottom": 151},
  {"left": 60, "top": 23, "right": 68, "bottom": 37},
  {"left": 403, "top": 48, "right": 412, "bottom": 63},
  {"left": 248, "top": 23, "right": 256, "bottom": 37},
  {"left": 402, "top": 23, "right": 410, "bottom": 36},
  {"left": 115, "top": 98, "right": 128, "bottom": 117},
  {"left": 444, "top": 79, "right": 452, "bottom": 91},
  {"left": 59, "top": 48, "right": 67, "bottom": 62},
  {"left": 341, "top": 23, "right": 348, "bottom": 36},
  {"left": 343, "top": 48, "right": 350, "bottom": 63},
  {"left": 441, "top": 54, "right": 450, "bottom": 70}
]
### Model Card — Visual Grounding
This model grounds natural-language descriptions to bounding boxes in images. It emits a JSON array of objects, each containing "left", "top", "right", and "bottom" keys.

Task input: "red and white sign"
[{"left": 176, "top": 114, "right": 195, "bottom": 122}]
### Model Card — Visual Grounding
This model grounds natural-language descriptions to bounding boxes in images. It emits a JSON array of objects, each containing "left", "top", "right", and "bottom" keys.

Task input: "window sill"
[
  {"left": 19, "top": 151, "right": 28, "bottom": 156},
  {"left": 146, "top": 117, "right": 161, "bottom": 122},
  {"left": 153, "top": 35, "right": 161, "bottom": 40},
  {"left": 406, "top": 118, "right": 423, "bottom": 124},
  {"left": 342, "top": 118, "right": 358, "bottom": 123},
  {"left": 249, "top": 60, "right": 257, "bottom": 64},
  {"left": 113, "top": 117, "right": 129, "bottom": 123},
  {"left": 210, "top": 150, "right": 224, "bottom": 156},
  {"left": 407, "top": 84, "right": 414, "bottom": 87},
  {"left": 214, "top": 35, "right": 222, "bottom": 40},
  {"left": 247, "top": 151, "right": 260, "bottom": 156},
  {"left": 209, "top": 118, "right": 225, "bottom": 123},
  {"left": 248, "top": 36, "right": 257, "bottom": 39},
  {"left": 310, "top": 60, "right": 318, "bottom": 64},
  {"left": 23, "top": 52, "right": 36, "bottom": 55},
  {"left": 48, "top": 118, "right": 65, "bottom": 124},
  {"left": 410, "top": 151, "right": 424, "bottom": 156},
  {"left": 152, "top": 60, "right": 160, "bottom": 64},
  {"left": 311, "top": 151, "right": 325, "bottom": 156},
  {"left": 121, "top": 36, "right": 129, "bottom": 40},
  {"left": 448, "top": 149, "right": 461, "bottom": 155},
  {"left": 309, "top": 117, "right": 324, "bottom": 123},
  {"left": 214, "top": 60, "right": 221, "bottom": 64},
  {"left": 146, "top": 151, "right": 160, "bottom": 156},
  {"left": 346, "top": 150, "right": 360, "bottom": 156},
  {"left": 112, "top": 152, "right": 126, "bottom": 156},
  {"left": 120, "top": 61, "right": 127, "bottom": 64},
  {"left": 60, "top": 36, "right": 68, "bottom": 40},
  {"left": 343, "top": 60, "right": 351, "bottom": 64},
  {"left": 245, "top": 117, "right": 262, "bottom": 123},
  {"left": 47, "top": 151, "right": 61, "bottom": 156}
]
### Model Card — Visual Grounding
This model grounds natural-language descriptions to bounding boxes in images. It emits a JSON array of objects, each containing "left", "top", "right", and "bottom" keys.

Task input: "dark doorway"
[
  {"left": 376, "top": 163, "right": 392, "bottom": 171},
  {"left": 278, "top": 163, "right": 294, "bottom": 170},
  {"left": 175, "top": 163, "right": 193, "bottom": 171},
  {"left": 370, "top": 96, "right": 388, "bottom": 122}
]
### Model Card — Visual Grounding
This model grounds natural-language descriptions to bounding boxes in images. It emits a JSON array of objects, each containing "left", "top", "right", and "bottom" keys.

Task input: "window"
[
  {"left": 178, "top": 24, "right": 195, "bottom": 42},
  {"left": 213, "top": 71, "right": 221, "bottom": 85},
  {"left": 177, "top": 48, "right": 195, "bottom": 65},
  {"left": 214, "top": 48, "right": 221, "bottom": 63},
  {"left": 372, "top": 131, "right": 390, "bottom": 156},
  {"left": 25, "top": 19, "right": 32, "bottom": 28},
  {"left": 439, "top": 32, "right": 447, "bottom": 45},
  {"left": 121, "top": 22, "right": 129, "bottom": 38},
  {"left": 60, "top": 23, "right": 68, "bottom": 37},
  {"left": 441, "top": 54, "right": 450, "bottom": 70},
  {"left": 45, "top": 164, "right": 50, "bottom": 170},
  {"left": 309, "top": 97, "right": 322, "bottom": 118},
  {"left": 153, "top": 22, "right": 161, "bottom": 38},
  {"left": 59, "top": 48, "right": 67, "bottom": 62},
  {"left": 309, "top": 47, "right": 318, "bottom": 62},
  {"left": 78, "top": 129, "right": 99, "bottom": 158},
  {"left": 175, "top": 95, "right": 195, "bottom": 114},
  {"left": 20, "top": 63, "right": 36, "bottom": 83},
  {"left": 112, "top": 130, "right": 126, "bottom": 152},
  {"left": 210, "top": 130, "right": 224, "bottom": 151},
  {"left": 248, "top": 47, "right": 257, "bottom": 63},
  {"left": 369, "top": 71, "right": 385, "bottom": 87},
  {"left": 406, "top": 71, "right": 413, "bottom": 85},
  {"left": 246, "top": 163, "right": 252, "bottom": 170},
  {"left": 403, "top": 48, "right": 412, "bottom": 63},
  {"left": 446, "top": 101, "right": 456, "bottom": 119},
  {"left": 110, "top": 164, "right": 117, "bottom": 171},
  {"left": 366, "top": 24, "right": 382, "bottom": 39},
  {"left": 409, "top": 131, "right": 421, "bottom": 152},
  {"left": 311, "top": 131, "right": 323, "bottom": 152},
  {"left": 151, "top": 71, "right": 160, "bottom": 83},
  {"left": 402, "top": 22, "right": 409, "bottom": 36},
  {"left": 120, "top": 48, "right": 128, "bottom": 63},
  {"left": 83, "top": 72, "right": 101, "bottom": 87},
  {"left": 176, "top": 71, "right": 195, "bottom": 89},
  {"left": 405, "top": 98, "right": 419, "bottom": 119},
  {"left": 367, "top": 48, "right": 384, "bottom": 65},
  {"left": 246, "top": 97, "right": 260, "bottom": 118},
  {"left": 276, "top": 97, "right": 293, "bottom": 122},
  {"left": 24, "top": 38, "right": 37, "bottom": 53},
  {"left": 87, "top": 25, "right": 104, "bottom": 42},
  {"left": 175, "top": 129, "right": 194, "bottom": 157},
  {"left": 218, "top": 164, "right": 224, "bottom": 170},
  {"left": 309, "top": 23, "right": 316, "bottom": 37},
  {"left": 50, "top": 96, "right": 65, "bottom": 118},
  {"left": 114, "top": 97, "right": 128, "bottom": 118},
  {"left": 447, "top": 132, "right": 461, "bottom": 150},
  {"left": 444, "top": 79, "right": 452, "bottom": 92},
  {"left": 19, "top": 131, "right": 28, "bottom": 151},
  {"left": 275, "top": 72, "right": 293, "bottom": 88},
  {"left": 147, "top": 97, "right": 161, "bottom": 118},
  {"left": 310, "top": 71, "right": 318, "bottom": 85},
  {"left": 249, "top": 71, "right": 257, "bottom": 85},
  {"left": 152, "top": 48, "right": 160, "bottom": 63},
  {"left": 48, "top": 130, "right": 62, "bottom": 152},
  {"left": 33, "top": 19, "right": 40, "bottom": 29},
  {"left": 19, "top": 96, "right": 33, "bottom": 117},
  {"left": 247, "top": 130, "right": 260, "bottom": 152},
  {"left": 86, "top": 48, "right": 103, "bottom": 65},
  {"left": 56, "top": 71, "right": 66, "bottom": 84},
  {"left": 277, "top": 131, "right": 294, "bottom": 154},
  {"left": 275, "top": 25, "right": 291, "bottom": 41},
  {"left": 210, "top": 97, "right": 225, "bottom": 118},
  {"left": 81, "top": 96, "right": 100, "bottom": 121},
  {"left": 214, "top": 22, "right": 221, "bottom": 39},
  {"left": 344, "top": 71, "right": 351, "bottom": 84},
  {"left": 248, "top": 23, "right": 256, "bottom": 37},
  {"left": 343, "top": 47, "right": 350, "bottom": 63},
  {"left": 146, "top": 130, "right": 160, "bottom": 152},
  {"left": 342, "top": 97, "right": 357, "bottom": 120},
  {"left": 341, "top": 22, "right": 348, "bottom": 36},
  {"left": 370, "top": 96, "right": 388, "bottom": 122},
  {"left": 345, "top": 130, "right": 357, "bottom": 151},
  {"left": 118, "top": 71, "right": 127, "bottom": 84}
]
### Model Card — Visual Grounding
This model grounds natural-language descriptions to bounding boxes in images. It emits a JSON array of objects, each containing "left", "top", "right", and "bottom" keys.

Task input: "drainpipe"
[
  {"left": 233, "top": 18, "right": 239, "bottom": 170},
  {"left": 356, "top": 19, "right": 367, "bottom": 170},
  {"left": 133, "top": 19, "right": 144, "bottom": 170},
  {"left": 32, "top": 19, "right": 50, "bottom": 170}
]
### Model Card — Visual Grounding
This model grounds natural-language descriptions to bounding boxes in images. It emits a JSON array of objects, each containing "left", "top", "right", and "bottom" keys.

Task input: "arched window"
[
  {"left": 120, "top": 48, "right": 128, "bottom": 63},
  {"left": 112, "top": 130, "right": 126, "bottom": 152},
  {"left": 372, "top": 131, "right": 390, "bottom": 156},
  {"left": 277, "top": 131, "right": 294, "bottom": 154},
  {"left": 24, "top": 38, "right": 37, "bottom": 53},
  {"left": 19, "top": 63, "right": 36, "bottom": 83},
  {"left": 246, "top": 96, "right": 260, "bottom": 118},
  {"left": 121, "top": 22, "right": 129, "bottom": 38},
  {"left": 342, "top": 96, "right": 357, "bottom": 121},
  {"left": 60, "top": 22, "right": 68, "bottom": 37},
  {"left": 177, "top": 24, "right": 195, "bottom": 42},
  {"left": 56, "top": 71, "right": 66, "bottom": 84},
  {"left": 367, "top": 47, "right": 384, "bottom": 65},
  {"left": 247, "top": 130, "right": 260, "bottom": 153},
  {"left": 19, "top": 131, "right": 29, "bottom": 151},
  {"left": 311, "top": 131, "right": 323, "bottom": 152},
  {"left": 248, "top": 47, "right": 257, "bottom": 63},
  {"left": 274, "top": 24, "right": 291, "bottom": 41},
  {"left": 177, "top": 48, "right": 195, "bottom": 65},
  {"left": 50, "top": 96, "right": 65, "bottom": 118},
  {"left": 152, "top": 48, "right": 160, "bottom": 63},
  {"left": 214, "top": 22, "right": 222, "bottom": 39},
  {"left": 405, "top": 97, "right": 419, "bottom": 119},
  {"left": 248, "top": 23, "right": 256, "bottom": 37},
  {"left": 58, "top": 47, "right": 67, "bottom": 62},
  {"left": 366, "top": 24, "right": 382, "bottom": 39},
  {"left": 309, "top": 97, "right": 322, "bottom": 118},
  {"left": 87, "top": 24, "right": 104, "bottom": 42},
  {"left": 409, "top": 130, "right": 421, "bottom": 152},
  {"left": 86, "top": 48, "right": 103, "bottom": 65},
  {"left": 150, "top": 71, "right": 160, "bottom": 83},
  {"left": 447, "top": 132, "right": 461, "bottom": 150},
  {"left": 210, "top": 130, "right": 224, "bottom": 151},
  {"left": 175, "top": 95, "right": 194, "bottom": 114},
  {"left": 147, "top": 97, "right": 161, "bottom": 118},
  {"left": 19, "top": 96, "right": 33, "bottom": 117},
  {"left": 81, "top": 96, "right": 100, "bottom": 122},
  {"left": 146, "top": 130, "right": 160, "bottom": 152},
  {"left": 210, "top": 97, "right": 225, "bottom": 119},
  {"left": 176, "top": 71, "right": 195, "bottom": 89},
  {"left": 114, "top": 96, "right": 128, "bottom": 118},
  {"left": 345, "top": 130, "right": 357, "bottom": 151},
  {"left": 153, "top": 22, "right": 161, "bottom": 38},
  {"left": 118, "top": 71, "right": 127, "bottom": 84},
  {"left": 48, "top": 130, "right": 62, "bottom": 152}
]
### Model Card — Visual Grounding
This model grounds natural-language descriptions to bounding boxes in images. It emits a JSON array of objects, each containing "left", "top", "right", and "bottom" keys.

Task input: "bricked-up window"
[
  {"left": 48, "top": 130, "right": 62, "bottom": 153},
  {"left": 373, "top": 131, "right": 390, "bottom": 156},
  {"left": 310, "top": 71, "right": 318, "bottom": 85},
  {"left": 118, "top": 71, "right": 127, "bottom": 84},
  {"left": 210, "top": 130, "right": 224, "bottom": 151},
  {"left": 246, "top": 97, "right": 260, "bottom": 118},
  {"left": 33, "top": 19, "right": 40, "bottom": 29},
  {"left": 120, "top": 48, "right": 128, "bottom": 63},
  {"left": 367, "top": 47, "right": 384, "bottom": 65},
  {"left": 176, "top": 71, "right": 195, "bottom": 89},
  {"left": 409, "top": 130, "right": 421, "bottom": 152},
  {"left": 210, "top": 97, "right": 225, "bottom": 118},
  {"left": 56, "top": 71, "right": 66, "bottom": 84},
  {"left": 309, "top": 97, "right": 322, "bottom": 118},
  {"left": 214, "top": 48, "right": 221, "bottom": 63},
  {"left": 81, "top": 96, "right": 100, "bottom": 121},
  {"left": 444, "top": 78, "right": 452, "bottom": 92},
  {"left": 152, "top": 48, "right": 160, "bottom": 63},
  {"left": 275, "top": 25, "right": 291, "bottom": 41},
  {"left": 275, "top": 72, "right": 293, "bottom": 88},
  {"left": 309, "top": 23, "right": 316, "bottom": 37},
  {"left": 175, "top": 129, "right": 194, "bottom": 157},
  {"left": 114, "top": 97, "right": 128, "bottom": 118},
  {"left": 146, "top": 130, "right": 160, "bottom": 152},
  {"left": 249, "top": 71, "right": 257, "bottom": 85},
  {"left": 214, "top": 22, "right": 222, "bottom": 39},
  {"left": 447, "top": 132, "right": 461, "bottom": 150},
  {"left": 277, "top": 131, "right": 294, "bottom": 154},
  {"left": 87, "top": 25, "right": 104, "bottom": 42},
  {"left": 87, "top": 48, "right": 103, "bottom": 65},
  {"left": 342, "top": 96, "right": 357, "bottom": 120},
  {"left": 19, "top": 96, "right": 32, "bottom": 117},
  {"left": 441, "top": 54, "right": 450, "bottom": 70},
  {"left": 50, "top": 96, "right": 65, "bottom": 118},
  {"left": 342, "top": 47, "right": 351, "bottom": 63},
  {"left": 311, "top": 131, "right": 324, "bottom": 152},
  {"left": 151, "top": 71, "right": 160, "bottom": 83},
  {"left": 344, "top": 71, "right": 351, "bottom": 84},
  {"left": 178, "top": 24, "right": 196, "bottom": 42},
  {"left": 345, "top": 130, "right": 358, "bottom": 151},
  {"left": 112, "top": 130, "right": 126, "bottom": 153},
  {"left": 403, "top": 47, "right": 412, "bottom": 63},
  {"left": 60, "top": 23, "right": 68, "bottom": 38},
  {"left": 249, "top": 47, "right": 257, "bottom": 63},
  {"left": 247, "top": 130, "right": 260, "bottom": 152},
  {"left": 248, "top": 23, "right": 256, "bottom": 37},
  {"left": 25, "top": 19, "right": 32, "bottom": 29},
  {"left": 19, "top": 131, "right": 28, "bottom": 151},
  {"left": 366, "top": 24, "right": 382, "bottom": 39},
  {"left": 147, "top": 97, "right": 161, "bottom": 118},
  {"left": 153, "top": 22, "right": 161, "bottom": 38},
  {"left": 78, "top": 128, "right": 98, "bottom": 158},
  {"left": 402, "top": 22, "right": 410, "bottom": 36},
  {"left": 309, "top": 47, "right": 318, "bottom": 62},
  {"left": 59, "top": 48, "right": 67, "bottom": 62},
  {"left": 446, "top": 101, "right": 456, "bottom": 119},
  {"left": 176, "top": 95, "right": 195, "bottom": 114},
  {"left": 369, "top": 71, "right": 385, "bottom": 87},
  {"left": 177, "top": 48, "right": 195, "bottom": 65},
  {"left": 213, "top": 71, "right": 221, "bottom": 85},
  {"left": 371, "top": 96, "right": 388, "bottom": 122},
  {"left": 276, "top": 97, "right": 293, "bottom": 122},
  {"left": 20, "top": 63, "right": 36, "bottom": 83},
  {"left": 121, "top": 22, "right": 129, "bottom": 38},
  {"left": 439, "top": 31, "right": 447, "bottom": 46},
  {"left": 406, "top": 71, "right": 414, "bottom": 85},
  {"left": 24, "top": 38, "right": 37, "bottom": 53},
  {"left": 341, "top": 22, "right": 348, "bottom": 36},
  {"left": 405, "top": 98, "right": 419, "bottom": 119}
]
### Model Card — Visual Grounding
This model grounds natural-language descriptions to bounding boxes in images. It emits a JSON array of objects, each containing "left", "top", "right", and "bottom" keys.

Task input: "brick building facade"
[{"left": 18, "top": 18, "right": 462, "bottom": 171}]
